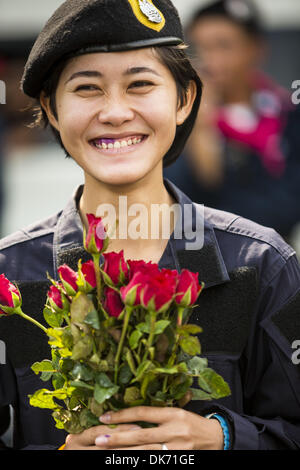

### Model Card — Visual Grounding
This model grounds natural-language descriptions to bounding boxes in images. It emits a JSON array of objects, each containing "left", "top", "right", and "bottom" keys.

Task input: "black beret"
[
  {"left": 21, "top": 0, "right": 202, "bottom": 167},
  {"left": 21, "top": 0, "right": 186, "bottom": 98}
]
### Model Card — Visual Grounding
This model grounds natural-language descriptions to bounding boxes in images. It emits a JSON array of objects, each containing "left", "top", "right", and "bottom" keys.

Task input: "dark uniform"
[{"left": 0, "top": 178, "right": 300, "bottom": 449}]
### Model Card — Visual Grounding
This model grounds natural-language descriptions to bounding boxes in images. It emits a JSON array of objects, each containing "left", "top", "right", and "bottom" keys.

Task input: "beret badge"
[{"left": 128, "top": 0, "right": 165, "bottom": 31}]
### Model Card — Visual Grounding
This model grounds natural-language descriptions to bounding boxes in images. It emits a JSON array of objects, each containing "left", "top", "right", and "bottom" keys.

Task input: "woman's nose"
[{"left": 96, "top": 95, "right": 135, "bottom": 127}]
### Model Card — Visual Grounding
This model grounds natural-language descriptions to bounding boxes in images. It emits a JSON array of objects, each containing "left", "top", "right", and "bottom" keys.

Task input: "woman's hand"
[
  {"left": 86, "top": 406, "right": 224, "bottom": 450},
  {"left": 63, "top": 424, "right": 142, "bottom": 450}
]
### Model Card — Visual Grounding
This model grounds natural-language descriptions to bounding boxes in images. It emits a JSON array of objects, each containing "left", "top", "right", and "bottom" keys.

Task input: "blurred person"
[
  {"left": 0, "top": 0, "right": 300, "bottom": 452},
  {"left": 165, "top": 0, "right": 299, "bottom": 239}
]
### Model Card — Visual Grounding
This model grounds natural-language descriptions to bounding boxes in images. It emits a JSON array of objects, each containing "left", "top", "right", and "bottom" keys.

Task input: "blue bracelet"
[{"left": 205, "top": 413, "right": 231, "bottom": 450}]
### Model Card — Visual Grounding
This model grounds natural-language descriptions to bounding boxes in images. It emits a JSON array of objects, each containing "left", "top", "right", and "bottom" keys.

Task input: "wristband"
[{"left": 205, "top": 412, "right": 231, "bottom": 450}]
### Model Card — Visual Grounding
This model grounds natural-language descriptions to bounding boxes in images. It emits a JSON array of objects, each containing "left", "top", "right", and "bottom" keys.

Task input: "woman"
[{"left": 0, "top": 0, "right": 300, "bottom": 450}]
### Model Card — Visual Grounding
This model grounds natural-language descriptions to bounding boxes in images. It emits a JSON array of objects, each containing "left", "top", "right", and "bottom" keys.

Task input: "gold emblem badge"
[{"left": 127, "top": 0, "right": 165, "bottom": 32}]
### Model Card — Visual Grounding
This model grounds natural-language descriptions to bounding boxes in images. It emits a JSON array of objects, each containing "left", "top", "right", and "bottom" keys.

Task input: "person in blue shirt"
[{"left": 0, "top": 0, "right": 300, "bottom": 450}]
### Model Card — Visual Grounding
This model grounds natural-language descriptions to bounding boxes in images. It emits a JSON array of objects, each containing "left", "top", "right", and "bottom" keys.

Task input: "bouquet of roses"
[{"left": 0, "top": 214, "right": 230, "bottom": 433}]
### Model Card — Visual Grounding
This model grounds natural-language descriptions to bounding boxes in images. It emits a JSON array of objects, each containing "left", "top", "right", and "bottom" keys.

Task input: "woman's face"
[{"left": 41, "top": 48, "right": 194, "bottom": 187}]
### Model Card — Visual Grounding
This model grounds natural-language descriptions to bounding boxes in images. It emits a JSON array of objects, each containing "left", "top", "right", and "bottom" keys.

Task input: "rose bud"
[
  {"left": 80, "top": 260, "right": 97, "bottom": 290},
  {"left": 175, "top": 269, "right": 203, "bottom": 308},
  {"left": 58, "top": 264, "right": 79, "bottom": 296},
  {"left": 47, "top": 284, "right": 70, "bottom": 312},
  {"left": 103, "top": 286, "right": 124, "bottom": 318},
  {"left": 0, "top": 274, "right": 22, "bottom": 315},
  {"left": 141, "top": 269, "right": 177, "bottom": 313},
  {"left": 83, "top": 214, "right": 109, "bottom": 255},
  {"left": 102, "top": 250, "right": 129, "bottom": 286},
  {"left": 120, "top": 271, "right": 147, "bottom": 307}
]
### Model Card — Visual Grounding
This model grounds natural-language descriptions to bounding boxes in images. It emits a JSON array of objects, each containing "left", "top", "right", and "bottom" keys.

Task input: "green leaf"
[
  {"left": 190, "top": 387, "right": 213, "bottom": 401},
  {"left": 84, "top": 309, "right": 101, "bottom": 330},
  {"left": 94, "top": 383, "right": 119, "bottom": 404},
  {"left": 69, "top": 380, "right": 94, "bottom": 390},
  {"left": 40, "top": 371, "right": 54, "bottom": 382},
  {"left": 152, "top": 366, "right": 179, "bottom": 375},
  {"left": 79, "top": 408, "right": 100, "bottom": 428},
  {"left": 125, "top": 349, "right": 137, "bottom": 375},
  {"left": 71, "top": 363, "right": 94, "bottom": 382},
  {"left": 52, "top": 372, "right": 65, "bottom": 390},
  {"left": 31, "top": 360, "right": 56, "bottom": 375},
  {"left": 129, "top": 330, "right": 143, "bottom": 350},
  {"left": 132, "top": 360, "right": 153, "bottom": 383},
  {"left": 89, "top": 398, "right": 104, "bottom": 417},
  {"left": 136, "top": 322, "right": 150, "bottom": 334},
  {"left": 187, "top": 356, "right": 208, "bottom": 375},
  {"left": 43, "top": 306, "right": 64, "bottom": 328},
  {"left": 198, "top": 368, "right": 231, "bottom": 399},
  {"left": 52, "top": 409, "right": 84, "bottom": 434},
  {"left": 96, "top": 372, "right": 114, "bottom": 388},
  {"left": 124, "top": 386, "right": 141, "bottom": 404},
  {"left": 59, "top": 357, "right": 74, "bottom": 374},
  {"left": 169, "top": 376, "right": 193, "bottom": 400},
  {"left": 140, "top": 372, "right": 155, "bottom": 399},
  {"left": 28, "top": 388, "right": 67, "bottom": 410},
  {"left": 179, "top": 336, "right": 201, "bottom": 356},
  {"left": 154, "top": 320, "right": 170, "bottom": 335},
  {"left": 119, "top": 363, "right": 133, "bottom": 385},
  {"left": 71, "top": 336, "right": 93, "bottom": 360},
  {"left": 177, "top": 324, "right": 203, "bottom": 335},
  {"left": 70, "top": 291, "right": 96, "bottom": 323}
]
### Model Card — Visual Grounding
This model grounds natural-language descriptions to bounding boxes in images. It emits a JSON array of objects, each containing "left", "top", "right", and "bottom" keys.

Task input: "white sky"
[{"left": 0, "top": 0, "right": 299, "bottom": 38}]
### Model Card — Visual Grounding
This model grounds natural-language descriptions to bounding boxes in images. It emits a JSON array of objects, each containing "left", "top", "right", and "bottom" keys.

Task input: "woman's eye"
[
  {"left": 74, "top": 85, "right": 99, "bottom": 92},
  {"left": 129, "top": 81, "right": 154, "bottom": 89}
]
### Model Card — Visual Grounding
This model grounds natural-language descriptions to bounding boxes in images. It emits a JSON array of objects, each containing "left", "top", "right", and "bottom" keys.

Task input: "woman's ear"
[
  {"left": 39, "top": 90, "right": 60, "bottom": 131},
  {"left": 176, "top": 80, "right": 197, "bottom": 126}
]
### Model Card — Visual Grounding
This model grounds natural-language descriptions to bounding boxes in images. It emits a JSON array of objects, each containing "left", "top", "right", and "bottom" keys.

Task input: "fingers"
[
  {"left": 66, "top": 423, "right": 141, "bottom": 448},
  {"left": 99, "top": 406, "right": 179, "bottom": 426},
  {"left": 95, "top": 426, "right": 172, "bottom": 449}
]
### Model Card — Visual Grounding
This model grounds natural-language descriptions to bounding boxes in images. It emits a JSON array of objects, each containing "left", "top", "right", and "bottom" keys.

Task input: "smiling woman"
[{"left": 0, "top": 0, "right": 300, "bottom": 453}]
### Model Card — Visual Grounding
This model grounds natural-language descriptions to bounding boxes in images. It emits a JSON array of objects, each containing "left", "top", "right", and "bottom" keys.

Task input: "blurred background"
[{"left": 0, "top": 0, "right": 299, "bottom": 251}]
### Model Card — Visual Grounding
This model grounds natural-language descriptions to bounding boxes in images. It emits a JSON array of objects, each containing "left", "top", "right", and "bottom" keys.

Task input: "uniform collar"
[{"left": 53, "top": 180, "right": 229, "bottom": 288}]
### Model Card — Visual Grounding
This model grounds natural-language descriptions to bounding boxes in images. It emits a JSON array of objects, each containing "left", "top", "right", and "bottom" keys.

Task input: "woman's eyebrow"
[
  {"left": 65, "top": 70, "right": 102, "bottom": 84},
  {"left": 65, "top": 66, "right": 161, "bottom": 84},
  {"left": 124, "top": 66, "right": 161, "bottom": 77}
]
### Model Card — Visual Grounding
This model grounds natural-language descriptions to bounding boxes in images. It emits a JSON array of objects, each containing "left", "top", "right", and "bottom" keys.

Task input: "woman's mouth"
[{"left": 89, "top": 134, "right": 147, "bottom": 153}]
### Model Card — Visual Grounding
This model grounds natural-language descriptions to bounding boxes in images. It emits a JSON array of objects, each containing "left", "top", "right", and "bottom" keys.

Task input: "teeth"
[{"left": 94, "top": 136, "right": 144, "bottom": 150}]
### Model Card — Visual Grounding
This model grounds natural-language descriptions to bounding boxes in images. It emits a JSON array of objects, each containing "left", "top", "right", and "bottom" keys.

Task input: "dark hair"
[
  {"left": 187, "top": 0, "right": 263, "bottom": 39},
  {"left": 30, "top": 45, "right": 202, "bottom": 166}
]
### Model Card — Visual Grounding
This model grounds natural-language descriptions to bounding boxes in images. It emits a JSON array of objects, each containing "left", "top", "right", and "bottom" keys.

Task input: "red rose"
[
  {"left": 84, "top": 214, "right": 109, "bottom": 255},
  {"left": 127, "top": 260, "right": 159, "bottom": 280},
  {"left": 48, "top": 284, "right": 69, "bottom": 312},
  {"left": 120, "top": 271, "right": 147, "bottom": 306},
  {"left": 0, "top": 274, "right": 21, "bottom": 315},
  {"left": 141, "top": 268, "right": 178, "bottom": 313},
  {"left": 103, "top": 286, "right": 124, "bottom": 318},
  {"left": 81, "top": 260, "right": 97, "bottom": 290},
  {"left": 175, "top": 269, "right": 203, "bottom": 308},
  {"left": 58, "top": 264, "right": 78, "bottom": 296},
  {"left": 103, "top": 250, "right": 129, "bottom": 285}
]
